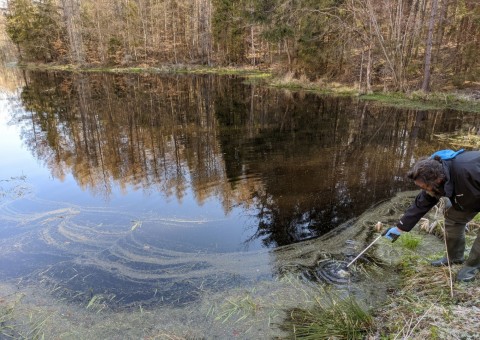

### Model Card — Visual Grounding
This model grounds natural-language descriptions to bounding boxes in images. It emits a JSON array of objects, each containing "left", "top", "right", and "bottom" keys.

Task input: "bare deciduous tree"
[{"left": 422, "top": 0, "right": 438, "bottom": 92}]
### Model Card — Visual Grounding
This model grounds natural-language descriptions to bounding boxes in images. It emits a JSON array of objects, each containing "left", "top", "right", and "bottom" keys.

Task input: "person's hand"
[{"left": 382, "top": 226, "right": 402, "bottom": 242}]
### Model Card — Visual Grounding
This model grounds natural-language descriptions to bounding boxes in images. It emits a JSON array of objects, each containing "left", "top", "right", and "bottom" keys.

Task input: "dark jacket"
[{"left": 397, "top": 151, "right": 480, "bottom": 232}]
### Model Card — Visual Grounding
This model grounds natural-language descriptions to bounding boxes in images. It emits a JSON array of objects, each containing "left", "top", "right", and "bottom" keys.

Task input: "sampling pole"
[{"left": 346, "top": 235, "right": 382, "bottom": 268}]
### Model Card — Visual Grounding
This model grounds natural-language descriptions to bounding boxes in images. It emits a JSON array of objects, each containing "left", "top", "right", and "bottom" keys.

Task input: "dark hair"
[{"left": 407, "top": 155, "right": 445, "bottom": 186}]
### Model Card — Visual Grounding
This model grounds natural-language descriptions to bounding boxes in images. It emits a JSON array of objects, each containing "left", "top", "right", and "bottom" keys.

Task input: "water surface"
[{"left": 0, "top": 69, "right": 477, "bottom": 336}]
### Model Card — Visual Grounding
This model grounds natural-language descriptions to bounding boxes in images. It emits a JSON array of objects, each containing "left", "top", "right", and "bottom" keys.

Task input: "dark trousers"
[{"left": 445, "top": 207, "right": 480, "bottom": 267}]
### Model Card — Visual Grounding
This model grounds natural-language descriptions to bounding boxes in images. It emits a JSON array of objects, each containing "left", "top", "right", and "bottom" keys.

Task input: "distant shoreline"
[{"left": 15, "top": 62, "right": 480, "bottom": 114}]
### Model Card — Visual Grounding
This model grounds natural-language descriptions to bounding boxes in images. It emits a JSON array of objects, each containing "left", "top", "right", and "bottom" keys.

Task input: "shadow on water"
[{"left": 0, "top": 70, "right": 476, "bottom": 322}]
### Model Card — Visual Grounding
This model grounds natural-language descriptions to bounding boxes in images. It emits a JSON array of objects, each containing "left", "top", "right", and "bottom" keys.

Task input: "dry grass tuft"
[
  {"left": 418, "top": 198, "right": 447, "bottom": 237},
  {"left": 419, "top": 198, "right": 480, "bottom": 240},
  {"left": 372, "top": 255, "right": 480, "bottom": 339}
]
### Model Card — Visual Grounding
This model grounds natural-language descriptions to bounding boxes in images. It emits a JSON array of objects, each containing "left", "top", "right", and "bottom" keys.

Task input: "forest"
[{"left": 1, "top": 0, "right": 479, "bottom": 93}]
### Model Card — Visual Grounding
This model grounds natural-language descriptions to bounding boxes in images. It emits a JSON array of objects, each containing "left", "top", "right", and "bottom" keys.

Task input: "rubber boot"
[
  {"left": 430, "top": 256, "right": 464, "bottom": 267},
  {"left": 431, "top": 208, "right": 476, "bottom": 267},
  {"left": 456, "top": 266, "right": 479, "bottom": 282},
  {"left": 457, "top": 232, "right": 480, "bottom": 282},
  {"left": 430, "top": 225, "right": 466, "bottom": 267}
]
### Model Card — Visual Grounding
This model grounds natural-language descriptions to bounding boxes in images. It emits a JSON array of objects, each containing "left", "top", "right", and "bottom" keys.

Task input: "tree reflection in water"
[{"left": 9, "top": 71, "right": 479, "bottom": 249}]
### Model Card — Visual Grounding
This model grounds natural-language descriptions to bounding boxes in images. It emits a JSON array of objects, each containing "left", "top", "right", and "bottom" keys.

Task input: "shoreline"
[{"left": 14, "top": 62, "right": 480, "bottom": 114}]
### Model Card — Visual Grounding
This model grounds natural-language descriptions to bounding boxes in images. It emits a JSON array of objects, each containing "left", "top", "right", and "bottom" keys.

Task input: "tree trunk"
[
  {"left": 434, "top": 0, "right": 449, "bottom": 62},
  {"left": 421, "top": 0, "right": 439, "bottom": 92},
  {"left": 366, "top": 40, "right": 373, "bottom": 94},
  {"left": 61, "top": 0, "right": 85, "bottom": 64}
]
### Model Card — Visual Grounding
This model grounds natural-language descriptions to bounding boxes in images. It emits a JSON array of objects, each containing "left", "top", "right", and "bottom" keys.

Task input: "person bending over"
[{"left": 383, "top": 149, "right": 480, "bottom": 282}]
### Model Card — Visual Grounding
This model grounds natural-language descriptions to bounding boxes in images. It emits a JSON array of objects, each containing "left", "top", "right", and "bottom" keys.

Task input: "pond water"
[{"left": 0, "top": 68, "right": 477, "bottom": 337}]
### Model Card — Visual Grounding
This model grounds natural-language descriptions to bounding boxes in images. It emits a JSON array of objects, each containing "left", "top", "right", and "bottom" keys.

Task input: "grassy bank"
[
  {"left": 15, "top": 62, "right": 480, "bottom": 114},
  {"left": 371, "top": 253, "right": 480, "bottom": 339},
  {"left": 269, "top": 73, "right": 480, "bottom": 113},
  {"left": 281, "top": 221, "right": 480, "bottom": 339},
  {"left": 17, "top": 62, "right": 271, "bottom": 78}
]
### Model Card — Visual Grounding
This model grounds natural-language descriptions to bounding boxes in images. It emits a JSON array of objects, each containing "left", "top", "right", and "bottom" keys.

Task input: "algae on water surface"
[{"left": 0, "top": 190, "right": 445, "bottom": 338}]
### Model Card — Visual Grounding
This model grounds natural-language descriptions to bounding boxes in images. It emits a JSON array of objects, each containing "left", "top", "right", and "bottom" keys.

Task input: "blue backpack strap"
[{"left": 430, "top": 149, "right": 465, "bottom": 160}]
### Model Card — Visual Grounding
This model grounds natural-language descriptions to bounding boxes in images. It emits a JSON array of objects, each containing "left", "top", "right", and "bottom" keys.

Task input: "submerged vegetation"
[
  {"left": 214, "top": 293, "right": 262, "bottom": 324},
  {"left": 0, "top": 292, "right": 50, "bottom": 339},
  {"left": 0, "top": 176, "right": 29, "bottom": 200},
  {"left": 1, "top": 187, "right": 478, "bottom": 338}
]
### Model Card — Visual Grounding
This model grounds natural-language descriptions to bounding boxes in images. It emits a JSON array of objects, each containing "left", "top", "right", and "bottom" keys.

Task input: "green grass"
[
  {"left": 282, "top": 295, "right": 373, "bottom": 339},
  {"left": 398, "top": 233, "right": 422, "bottom": 250},
  {"left": 360, "top": 91, "right": 480, "bottom": 113}
]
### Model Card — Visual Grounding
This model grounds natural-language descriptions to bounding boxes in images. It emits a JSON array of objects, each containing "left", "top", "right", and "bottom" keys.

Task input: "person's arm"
[{"left": 396, "top": 190, "right": 439, "bottom": 232}]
